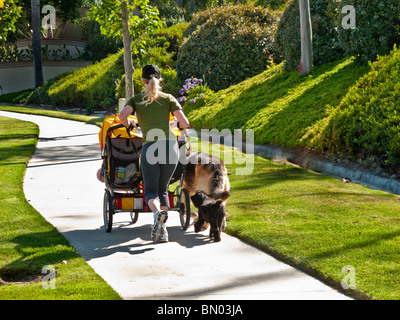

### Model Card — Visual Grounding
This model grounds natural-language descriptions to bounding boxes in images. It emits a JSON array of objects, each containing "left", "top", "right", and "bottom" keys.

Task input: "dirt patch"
[{"left": 0, "top": 274, "right": 44, "bottom": 286}]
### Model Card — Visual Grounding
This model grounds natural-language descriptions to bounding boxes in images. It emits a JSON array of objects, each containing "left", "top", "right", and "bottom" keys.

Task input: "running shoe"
[{"left": 151, "top": 211, "right": 168, "bottom": 243}]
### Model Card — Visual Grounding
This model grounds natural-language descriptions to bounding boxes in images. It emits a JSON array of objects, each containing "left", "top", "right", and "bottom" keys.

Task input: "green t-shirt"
[{"left": 126, "top": 91, "right": 182, "bottom": 145}]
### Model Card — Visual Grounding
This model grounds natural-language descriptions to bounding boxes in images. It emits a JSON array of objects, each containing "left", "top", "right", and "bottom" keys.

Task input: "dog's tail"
[{"left": 212, "top": 191, "right": 231, "bottom": 202}]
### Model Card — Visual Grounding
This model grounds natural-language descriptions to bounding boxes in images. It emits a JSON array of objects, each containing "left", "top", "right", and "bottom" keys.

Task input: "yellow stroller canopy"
[{"left": 99, "top": 113, "right": 181, "bottom": 151}]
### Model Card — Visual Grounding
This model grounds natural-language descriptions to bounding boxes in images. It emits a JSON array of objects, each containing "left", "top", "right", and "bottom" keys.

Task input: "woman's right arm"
[{"left": 119, "top": 105, "right": 134, "bottom": 128}]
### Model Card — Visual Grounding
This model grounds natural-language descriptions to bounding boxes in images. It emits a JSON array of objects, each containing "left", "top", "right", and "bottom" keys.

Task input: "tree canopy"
[
  {"left": 89, "top": 0, "right": 163, "bottom": 43},
  {"left": 0, "top": 0, "right": 22, "bottom": 41}
]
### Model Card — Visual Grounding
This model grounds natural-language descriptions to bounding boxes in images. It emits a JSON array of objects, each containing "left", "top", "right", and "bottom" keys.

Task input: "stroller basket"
[{"left": 103, "top": 123, "right": 143, "bottom": 190}]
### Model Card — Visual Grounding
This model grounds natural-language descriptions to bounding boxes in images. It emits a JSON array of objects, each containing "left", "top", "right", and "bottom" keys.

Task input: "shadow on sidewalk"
[{"left": 60, "top": 220, "right": 212, "bottom": 261}]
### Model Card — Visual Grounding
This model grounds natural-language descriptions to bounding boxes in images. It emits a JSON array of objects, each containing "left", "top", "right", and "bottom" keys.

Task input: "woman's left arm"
[{"left": 173, "top": 110, "right": 189, "bottom": 129}]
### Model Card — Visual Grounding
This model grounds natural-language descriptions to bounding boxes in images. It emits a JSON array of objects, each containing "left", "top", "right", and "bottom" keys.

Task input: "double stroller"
[{"left": 99, "top": 114, "right": 192, "bottom": 232}]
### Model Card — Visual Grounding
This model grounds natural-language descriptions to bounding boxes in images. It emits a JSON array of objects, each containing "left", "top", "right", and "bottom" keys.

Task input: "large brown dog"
[
  {"left": 182, "top": 152, "right": 230, "bottom": 232},
  {"left": 183, "top": 152, "right": 230, "bottom": 201}
]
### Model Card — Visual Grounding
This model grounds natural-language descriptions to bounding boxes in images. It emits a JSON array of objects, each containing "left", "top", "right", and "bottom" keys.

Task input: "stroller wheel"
[
  {"left": 130, "top": 212, "right": 139, "bottom": 224},
  {"left": 103, "top": 190, "right": 114, "bottom": 232},
  {"left": 179, "top": 188, "right": 191, "bottom": 231}
]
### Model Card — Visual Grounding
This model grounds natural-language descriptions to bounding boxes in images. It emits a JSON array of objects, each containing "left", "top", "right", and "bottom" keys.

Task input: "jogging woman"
[{"left": 119, "top": 65, "right": 189, "bottom": 243}]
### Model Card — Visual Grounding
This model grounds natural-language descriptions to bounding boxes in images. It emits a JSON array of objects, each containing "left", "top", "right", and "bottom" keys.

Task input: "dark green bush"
[
  {"left": 176, "top": 4, "right": 281, "bottom": 91},
  {"left": 132, "top": 22, "right": 188, "bottom": 69},
  {"left": 182, "top": 9, "right": 214, "bottom": 38},
  {"left": 316, "top": 46, "right": 400, "bottom": 173},
  {"left": 255, "top": 0, "right": 289, "bottom": 10},
  {"left": 156, "top": 3, "right": 191, "bottom": 27},
  {"left": 0, "top": 88, "right": 33, "bottom": 104},
  {"left": 338, "top": 0, "right": 400, "bottom": 62},
  {"left": 81, "top": 17, "right": 123, "bottom": 62},
  {"left": 274, "top": 0, "right": 344, "bottom": 71},
  {"left": 116, "top": 67, "right": 181, "bottom": 99}
]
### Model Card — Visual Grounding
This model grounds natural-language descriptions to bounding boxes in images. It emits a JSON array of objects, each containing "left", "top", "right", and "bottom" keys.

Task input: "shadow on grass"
[
  {"left": 308, "top": 229, "right": 400, "bottom": 261},
  {"left": 189, "top": 59, "right": 370, "bottom": 150},
  {"left": 209, "top": 67, "right": 302, "bottom": 131},
  {"left": 0, "top": 141, "right": 37, "bottom": 164},
  {"left": 255, "top": 60, "right": 370, "bottom": 147},
  {"left": 0, "top": 230, "right": 76, "bottom": 281}
]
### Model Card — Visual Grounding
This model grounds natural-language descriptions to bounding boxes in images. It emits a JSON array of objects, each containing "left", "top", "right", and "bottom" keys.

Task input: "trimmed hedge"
[
  {"left": 338, "top": 0, "right": 400, "bottom": 62},
  {"left": 274, "top": 0, "right": 344, "bottom": 71},
  {"left": 176, "top": 4, "right": 281, "bottom": 91}
]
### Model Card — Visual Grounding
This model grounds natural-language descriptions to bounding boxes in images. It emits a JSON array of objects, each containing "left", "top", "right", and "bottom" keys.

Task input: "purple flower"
[
  {"left": 177, "top": 96, "right": 186, "bottom": 103},
  {"left": 198, "top": 93, "right": 204, "bottom": 99},
  {"left": 193, "top": 78, "right": 203, "bottom": 85},
  {"left": 190, "top": 98, "right": 196, "bottom": 104}
]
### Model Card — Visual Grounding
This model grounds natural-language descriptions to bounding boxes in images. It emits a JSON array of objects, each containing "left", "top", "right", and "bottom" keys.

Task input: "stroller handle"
[{"left": 107, "top": 123, "right": 140, "bottom": 135}]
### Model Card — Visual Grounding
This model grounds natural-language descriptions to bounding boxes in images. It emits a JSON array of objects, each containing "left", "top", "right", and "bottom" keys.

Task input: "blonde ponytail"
[{"left": 143, "top": 75, "right": 162, "bottom": 105}]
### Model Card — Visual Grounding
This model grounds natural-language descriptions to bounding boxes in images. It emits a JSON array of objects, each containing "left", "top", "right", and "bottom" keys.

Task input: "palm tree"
[
  {"left": 31, "top": 0, "right": 44, "bottom": 87},
  {"left": 298, "top": 0, "right": 313, "bottom": 74}
]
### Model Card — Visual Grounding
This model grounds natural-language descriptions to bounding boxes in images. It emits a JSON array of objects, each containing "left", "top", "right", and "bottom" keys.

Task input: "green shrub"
[
  {"left": 182, "top": 83, "right": 214, "bottom": 112},
  {"left": 116, "top": 67, "right": 181, "bottom": 99},
  {"left": 115, "top": 70, "right": 145, "bottom": 100},
  {"left": 182, "top": 9, "right": 214, "bottom": 38},
  {"left": 156, "top": 3, "right": 191, "bottom": 27},
  {"left": 274, "top": 0, "right": 344, "bottom": 71},
  {"left": 177, "top": 4, "right": 281, "bottom": 91},
  {"left": 338, "top": 0, "right": 400, "bottom": 62},
  {"left": 0, "top": 89, "right": 33, "bottom": 104},
  {"left": 132, "top": 22, "right": 189, "bottom": 69},
  {"left": 315, "top": 46, "right": 400, "bottom": 173},
  {"left": 255, "top": 0, "right": 289, "bottom": 10},
  {"left": 80, "top": 16, "right": 123, "bottom": 62}
]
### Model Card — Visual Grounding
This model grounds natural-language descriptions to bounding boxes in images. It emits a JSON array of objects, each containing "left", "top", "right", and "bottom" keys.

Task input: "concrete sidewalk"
[{"left": 0, "top": 110, "right": 352, "bottom": 300}]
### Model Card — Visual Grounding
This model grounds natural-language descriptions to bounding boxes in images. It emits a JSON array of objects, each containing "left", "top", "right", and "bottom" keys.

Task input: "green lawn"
[
  {"left": 0, "top": 105, "right": 104, "bottom": 127},
  {"left": 0, "top": 116, "right": 121, "bottom": 300},
  {"left": 191, "top": 138, "right": 400, "bottom": 300}
]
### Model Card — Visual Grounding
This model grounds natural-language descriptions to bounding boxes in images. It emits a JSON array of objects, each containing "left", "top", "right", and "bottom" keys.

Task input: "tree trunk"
[
  {"left": 31, "top": 0, "right": 44, "bottom": 88},
  {"left": 190, "top": 0, "right": 195, "bottom": 13},
  {"left": 121, "top": 0, "right": 134, "bottom": 100},
  {"left": 298, "top": 0, "right": 313, "bottom": 74}
]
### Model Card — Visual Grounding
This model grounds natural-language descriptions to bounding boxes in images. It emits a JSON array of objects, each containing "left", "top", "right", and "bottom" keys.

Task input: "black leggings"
[{"left": 140, "top": 140, "right": 178, "bottom": 208}]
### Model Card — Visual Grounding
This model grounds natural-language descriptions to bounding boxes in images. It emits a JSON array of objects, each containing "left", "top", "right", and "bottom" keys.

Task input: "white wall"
[{"left": 0, "top": 60, "right": 92, "bottom": 94}]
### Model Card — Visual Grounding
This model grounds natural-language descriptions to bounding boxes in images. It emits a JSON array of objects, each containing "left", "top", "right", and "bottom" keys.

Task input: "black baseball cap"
[{"left": 142, "top": 64, "right": 161, "bottom": 80}]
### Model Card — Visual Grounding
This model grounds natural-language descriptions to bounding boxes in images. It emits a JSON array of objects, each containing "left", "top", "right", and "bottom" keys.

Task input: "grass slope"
[
  {"left": 185, "top": 57, "right": 370, "bottom": 149},
  {"left": 0, "top": 116, "right": 121, "bottom": 300}
]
